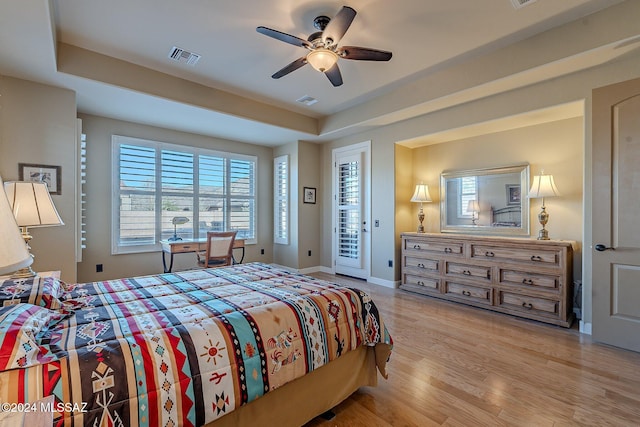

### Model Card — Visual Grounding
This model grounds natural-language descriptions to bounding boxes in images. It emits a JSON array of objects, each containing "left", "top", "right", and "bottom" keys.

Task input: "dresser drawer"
[
  {"left": 499, "top": 269, "right": 560, "bottom": 291},
  {"left": 404, "top": 238, "right": 464, "bottom": 257},
  {"left": 444, "top": 281, "right": 492, "bottom": 305},
  {"left": 404, "top": 256, "right": 440, "bottom": 273},
  {"left": 497, "top": 291, "right": 560, "bottom": 317},
  {"left": 403, "top": 274, "right": 441, "bottom": 291},
  {"left": 445, "top": 262, "right": 492, "bottom": 282},
  {"left": 470, "top": 244, "right": 561, "bottom": 267}
]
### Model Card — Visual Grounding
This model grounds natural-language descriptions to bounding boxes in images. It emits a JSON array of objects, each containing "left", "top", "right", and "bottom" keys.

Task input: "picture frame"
[
  {"left": 303, "top": 187, "right": 316, "bottom": 204},
  {"left": 506, "top": 184, "right": 521, "bottom": 206},
  {"left": 19, "top": 163, "right": 62, "bottom": 195}
]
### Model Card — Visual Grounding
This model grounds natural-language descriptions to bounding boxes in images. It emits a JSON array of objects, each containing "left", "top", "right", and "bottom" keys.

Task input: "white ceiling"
[{"left": 0, "top": 0, "right": 635, "bottom": 146}]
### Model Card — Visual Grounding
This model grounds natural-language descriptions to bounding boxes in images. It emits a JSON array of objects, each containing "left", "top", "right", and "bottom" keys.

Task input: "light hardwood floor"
[{"left": 304, "top": 272, "right": 640, "bottom": 427}]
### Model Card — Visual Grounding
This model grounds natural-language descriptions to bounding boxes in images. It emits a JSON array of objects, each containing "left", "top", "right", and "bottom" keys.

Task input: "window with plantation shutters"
[
  {"left": 274, "top": 155, "right": 288, "bottom": 244},
  {"left": 112, "top": 135, "right": 256, "bottom": 254}
]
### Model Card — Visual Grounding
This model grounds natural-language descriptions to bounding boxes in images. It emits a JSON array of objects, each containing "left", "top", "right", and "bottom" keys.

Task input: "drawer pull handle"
[
  {"left": 413, "top": 244, "right": 421, "bottom": 250},
  {"left": 462, "top": 290, "right": 471, "bottom": 296},
  {"left": 530, "top": 255, "right": 543, "bottom": 262},
  {"left": 522, "top": 302, "right": 533, "bottom": 310},
  {"left": 444, "top": 247, "right": 452, "bottom": 253},
  {"left": 522, "top": 279, "right": 534, "bottom": 285},
  {"left": 463, "top": 270, "right": 471, "bottom": 275},
  {"left": 182, "top": 246, "right": 190, "bottom": 249},
  {"left": 417, "top": 281, "right": 424, "bottom": 286},
  {"left": 485, "top": 251, "right": 495, "bottom": 257},
  {"left": 417, "top": 263, "right": 425, "bottom": 268}
]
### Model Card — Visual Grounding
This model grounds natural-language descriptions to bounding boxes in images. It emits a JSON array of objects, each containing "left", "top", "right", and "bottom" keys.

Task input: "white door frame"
[{"left": 331, "top": 141, "right": 371, "bottom": 280}]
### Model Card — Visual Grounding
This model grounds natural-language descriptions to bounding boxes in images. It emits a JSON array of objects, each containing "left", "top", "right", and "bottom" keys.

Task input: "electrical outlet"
[
  {"left": 96, "top": 264, "right": 103, "bottom": 273},
  {"left": 375, "top": 220, "right": 380, "bottom": 227},
  {"left": 388, "top": 260, "right": 392, "bottom": 267},
  {"left": 261, "top": 248, "right": 265, "bottom": 255},
  {"left": 308, "top": 250, "right": 312, "bottom": 256}
]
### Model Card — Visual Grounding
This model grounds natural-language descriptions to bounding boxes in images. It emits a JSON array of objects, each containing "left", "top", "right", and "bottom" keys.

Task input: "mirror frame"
[{"left": 440, "top": 164, "right": 530, "bottom": 236}]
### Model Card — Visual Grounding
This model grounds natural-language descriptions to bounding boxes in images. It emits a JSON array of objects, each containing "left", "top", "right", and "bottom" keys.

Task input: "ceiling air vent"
[
  {"left": 511, "top": 0, "right": 538, "bottom": 9},
  {"left": 296, "top": 95, "right": 318, "bottom": 106},
  {"left": 168, "top": 46, "right": 201, "bottom": 66}
]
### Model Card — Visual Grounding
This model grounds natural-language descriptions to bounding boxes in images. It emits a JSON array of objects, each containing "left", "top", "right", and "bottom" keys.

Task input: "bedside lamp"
[
  {"left": 4, "top": 181, "right": 64, "bottom": 278},
  {"left": 467, "top": 200, "right": 480, "bottom": 225},
  {"left": 528, "top": 172, "right": 560, "bottom": 240},
  {"left": 0, "top": 177, "right": 33, "bottom": 277},
  {"left": 410, "top": 184, "right": 432, "bottom": 233}
]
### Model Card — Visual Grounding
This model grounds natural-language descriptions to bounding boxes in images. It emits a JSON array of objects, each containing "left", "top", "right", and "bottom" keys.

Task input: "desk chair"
[{"left": 196, "top": 231, "right": 237, "bottom": 269}]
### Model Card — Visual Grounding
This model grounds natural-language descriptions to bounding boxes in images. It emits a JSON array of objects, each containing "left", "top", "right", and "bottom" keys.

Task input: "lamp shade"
[
  {"left": 466, "top": 200, "right": 480, "bottom": 213},
  {"left": 0, "top": 176, "right": 33, "bottom": 275},
  {"left": 306, "top": 49, "right": 339, "bottom": 72},
  {"left": 410, "top": 184, "right": 432, "bottom": 203},
  {"left": 528, "top": 174, "right": 560, "bottom": 199},
  {"left": 4, "top": 181, "right": 64, "bottom": 227}
]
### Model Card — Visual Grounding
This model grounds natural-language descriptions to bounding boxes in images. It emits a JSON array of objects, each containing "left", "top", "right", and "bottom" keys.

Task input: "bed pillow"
[
  {"left": 0, "top": 276, "right": 67, "bottom": 310},
  {"left": 0, "top": 303, "right": 65, "bottom": 370}
]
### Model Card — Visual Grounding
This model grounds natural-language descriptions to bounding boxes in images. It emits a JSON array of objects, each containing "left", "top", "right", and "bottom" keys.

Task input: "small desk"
[{"left": 160, "top": 238, "right": 245, "bottom": 273}]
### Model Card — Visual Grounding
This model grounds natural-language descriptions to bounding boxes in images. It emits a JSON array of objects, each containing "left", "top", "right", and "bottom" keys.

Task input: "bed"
[{"left": 0, "top": 263, "right": 392, "bottom": 426}]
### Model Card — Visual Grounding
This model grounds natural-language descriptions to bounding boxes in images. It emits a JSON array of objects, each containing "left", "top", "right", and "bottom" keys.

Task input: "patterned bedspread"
[{"left": 0, "top": 263, "right": 392, "bottom": 426}]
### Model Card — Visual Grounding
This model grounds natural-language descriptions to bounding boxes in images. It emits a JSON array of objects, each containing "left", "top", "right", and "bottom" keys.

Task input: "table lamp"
[
  {"left": 410, "top": 184, "right": 432, "bottom": 233},
  {"left": 169, "top": 216, "right": 190, "bottom": 241},
  {"left": 528, "top": 171, "right": 560, "bottom": 240},
  {"left": 4, "top": 181, "right": 64, "bottom": 278},
  {"left": 467, "top": 200, "right": 480, "bottom": 225},
  {"left": 0, "top": 176, "right": 34, "bottom": 277}
]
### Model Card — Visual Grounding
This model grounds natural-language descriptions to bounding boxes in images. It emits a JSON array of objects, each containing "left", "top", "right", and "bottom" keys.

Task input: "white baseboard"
[
  {"left": 367, "top": 276, "right": 399, "bottom": 289},
  {"left": 580, "top": 321, "right": 592, "bottom": 335}
]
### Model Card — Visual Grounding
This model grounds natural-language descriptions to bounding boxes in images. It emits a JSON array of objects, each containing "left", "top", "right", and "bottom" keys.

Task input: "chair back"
[{"left": 203, "top": 231, "right": 237, "bottom": 268}]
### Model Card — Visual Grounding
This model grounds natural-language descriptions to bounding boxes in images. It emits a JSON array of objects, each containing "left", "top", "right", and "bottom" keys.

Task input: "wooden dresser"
[{"left": 400, "top": 232, "right": 575, "bottom": 327}]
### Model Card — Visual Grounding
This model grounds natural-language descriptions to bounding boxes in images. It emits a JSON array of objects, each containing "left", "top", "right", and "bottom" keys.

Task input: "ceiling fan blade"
[
  {"left": 322, "top": 6, "right": 356, "bottom": 46},
  {"left": 324, "top": 63, "right": 343, "bottom": 87},
  {"left": 337, "top": 46, "right": 393, "bottom": 61},
  {"left": 271, "top": 57, "right": 308, "bottom": 79},
  {"left": 257, "top": 26, "right": 311, "bottom": 49}
]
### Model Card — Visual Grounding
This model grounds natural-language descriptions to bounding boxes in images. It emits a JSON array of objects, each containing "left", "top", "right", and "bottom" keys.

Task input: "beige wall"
[
  {"left": 0, "top": 76, "right": 78, "bottom": 283},
  {"left": 273, "top": 141, "right": 322, "bottom": 270},
  {"left": 76, "top": 114, "right": 274, "bottom": 282}
]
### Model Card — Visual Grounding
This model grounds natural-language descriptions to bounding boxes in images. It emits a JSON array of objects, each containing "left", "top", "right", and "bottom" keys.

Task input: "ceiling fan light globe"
[{"left": 307, "top": 49, "right": 338, "bottom": 73}]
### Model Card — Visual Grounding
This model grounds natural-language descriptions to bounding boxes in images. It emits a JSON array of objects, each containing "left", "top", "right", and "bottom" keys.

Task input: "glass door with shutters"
[{"left": 333, "top": 143, "right": 370, "bottom": 280}]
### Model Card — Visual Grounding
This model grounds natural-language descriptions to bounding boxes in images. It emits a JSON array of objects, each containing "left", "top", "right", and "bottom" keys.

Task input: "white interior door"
[
  {"left": 592, "top": 77, "right": 640, "bottom": 352},
  {"left": 332, "top": 142, "right": 370, "bottom": 280}
]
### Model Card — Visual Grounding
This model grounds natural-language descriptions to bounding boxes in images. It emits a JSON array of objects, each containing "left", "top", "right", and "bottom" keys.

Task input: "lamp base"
[
  {"left": 537, "top": 228, "right": 550, "bottom": 240},
  {"left": 416, "top": 209, "right": 425, "bottom": 233},
  {"left": 11, "top": 266, "right": 37, "bottom": 279},
  {"left": 167, "top": 236, "right": 183, "bottom": 241}
]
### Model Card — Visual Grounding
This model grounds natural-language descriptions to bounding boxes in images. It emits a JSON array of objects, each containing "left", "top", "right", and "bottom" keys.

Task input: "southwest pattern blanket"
[{"left": 0, "top": 263, "right": 392, "bottom": 426}]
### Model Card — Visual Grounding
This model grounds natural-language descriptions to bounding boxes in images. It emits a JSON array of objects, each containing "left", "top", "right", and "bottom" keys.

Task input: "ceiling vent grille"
[
  {"left": 511, "top": 0, "right": 538, "bottom": 9},
  {"left": 168, "top": 46, "right": 201, "bottom": 66},
  {"left": 296, "top": 95, "right": 318, "bottom": 106}
]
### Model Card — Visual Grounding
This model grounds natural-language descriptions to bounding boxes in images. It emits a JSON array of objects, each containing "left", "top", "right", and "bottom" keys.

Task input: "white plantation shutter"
[
  {"left": 274, "top": 155, "right": 288, "bottom": 244},
  {"left": 337, "top": 157, "right": 361, "bottom": 264},
  {"left": 112, "top": 136, "right": 256, "bottom": 254},
  {"left": 229, "top": 159, "right": 256, "bottom": 240}
]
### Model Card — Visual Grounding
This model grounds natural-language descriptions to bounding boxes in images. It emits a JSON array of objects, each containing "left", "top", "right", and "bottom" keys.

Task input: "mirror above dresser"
[{"left": 440, "top": 164, "right": 530, "bottom": 237}]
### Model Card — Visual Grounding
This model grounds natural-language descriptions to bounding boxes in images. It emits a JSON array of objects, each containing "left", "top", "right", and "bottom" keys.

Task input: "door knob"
[{"left": 595, "top": 244, "right": 614, "bottom": 252}]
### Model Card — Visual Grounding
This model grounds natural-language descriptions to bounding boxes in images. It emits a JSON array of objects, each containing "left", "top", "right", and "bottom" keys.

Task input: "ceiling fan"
[{"left": 256, "top": 6, "right": 392, "bottom": 87}]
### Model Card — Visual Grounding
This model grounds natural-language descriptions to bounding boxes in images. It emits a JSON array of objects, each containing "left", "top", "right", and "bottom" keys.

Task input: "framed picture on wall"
[
  {"left": 19, "top": 163, "right": 62, "bottom": 195},
  {"left": 506, "top": 184, "right": 521, "bottom": 206},
  {"left": 303, "top": 187, "right": 316, "bottom": 204}
]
